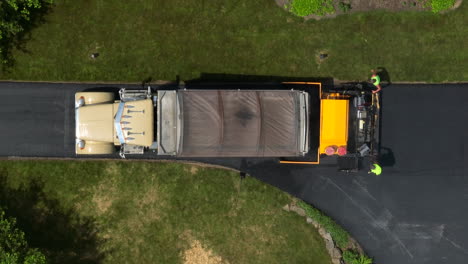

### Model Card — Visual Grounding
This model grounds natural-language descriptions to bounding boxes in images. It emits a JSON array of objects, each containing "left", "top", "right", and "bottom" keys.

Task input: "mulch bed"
[{"left": 275, "top": 0, "right": 463, "bottom": 20}]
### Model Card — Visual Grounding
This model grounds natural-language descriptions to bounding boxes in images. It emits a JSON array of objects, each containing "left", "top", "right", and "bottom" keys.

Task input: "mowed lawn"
[
  {"left": 0, "top": 0, "right": 467, "bottom": 82},
  {"left": 0, "top": 160, "right": 331, "bottom": 264}
]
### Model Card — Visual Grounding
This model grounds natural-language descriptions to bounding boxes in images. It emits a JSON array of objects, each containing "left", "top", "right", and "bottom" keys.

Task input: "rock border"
[{"left": 283, "top": 203, "right": 364, "bottom": 264}]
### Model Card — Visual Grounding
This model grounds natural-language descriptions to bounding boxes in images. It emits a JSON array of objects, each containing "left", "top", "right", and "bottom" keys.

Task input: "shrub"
[
  {"left": 343, "top": 249, "right": 373, "bottom": 264},
  {"left": 0, "top": 208, "right": 47, "bottom": 264},
  {"left": 343, "top": 250, "right": 359, "bottom": 263},
  {"left": 338, "top": 2, "right": 352, "bottom": 12},
  {"left": 290, "top": 0, "right": 335, "bottom": 17},
  {"left": 429, "top": 0, "right": 455, "bottom": 12},
  {"left": 297, "top": 200, "right": 349, "bottom": 248}
]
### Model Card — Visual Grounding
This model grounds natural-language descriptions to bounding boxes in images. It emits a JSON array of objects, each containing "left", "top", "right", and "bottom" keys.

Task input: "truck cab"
[{"left": 75, "top": 88, "right": 155, "bottom": 157}]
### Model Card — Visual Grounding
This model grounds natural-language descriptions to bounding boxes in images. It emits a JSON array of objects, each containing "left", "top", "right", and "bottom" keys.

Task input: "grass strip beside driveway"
[
  {"left": 0, "top": 0, "right": 466, "bottom": 82},
  {"left": 0, "top": 160, "right": 332, "bottom": 264}
]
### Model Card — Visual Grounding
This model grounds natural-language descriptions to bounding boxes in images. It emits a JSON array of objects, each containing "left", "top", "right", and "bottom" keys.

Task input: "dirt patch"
[
  {"left": 315, "top": 50, "right": 330, "bottom": 67},
  {"left": 183, "top": 239, "right": 227, "bottom": 264},
  {"left": 184, "top": 165, "right": 200, "bottom": 175},
  {"left": 96, "top": 183, "right": 166, "bottom": 253},
  {"left": 277, "top": 0, "right": 462, "bottom": 20},
  {"left": 93, "top": 195, "right": 113, "bottom": 214},
  {"left": 105, "top": 162, "right": 120, "bottom": 175},
  {"left": 136, "top": 186, "right": 164, "bottom": 222},
  {"left": 91, "top": 163, "right": 122, "bottom": 215},
  {"left": 92, "top": 178, "right": 119, "bottom": 215},
  {"left": 140, "top": 187, "right": 160, "bottom": 206}
]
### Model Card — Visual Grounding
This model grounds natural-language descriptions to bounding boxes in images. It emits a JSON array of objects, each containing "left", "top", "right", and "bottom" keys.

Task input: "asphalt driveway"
[{"left": 0, "top": 81, "right": 467, "bottom": 264}]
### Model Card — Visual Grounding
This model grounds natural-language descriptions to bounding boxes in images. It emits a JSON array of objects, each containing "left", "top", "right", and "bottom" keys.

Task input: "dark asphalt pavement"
[{"left": 1, "top": 81, "right": 468, "bottom": 264}]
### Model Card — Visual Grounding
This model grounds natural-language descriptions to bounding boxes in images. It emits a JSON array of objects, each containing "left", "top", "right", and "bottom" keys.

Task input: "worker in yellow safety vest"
[
  {"left": 370, "top": 69, "right": 382, "bottom": 94},
  {"left": 369, "top": 163, "right": 382, "bottom": 175}
]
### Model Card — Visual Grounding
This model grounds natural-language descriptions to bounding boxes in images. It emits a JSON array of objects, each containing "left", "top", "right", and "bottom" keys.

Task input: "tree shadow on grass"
[
  {"left": 1, "top": 1, "right": 54, "bottom": 70},
  {"left": 0, "top": 172, "right": 106, "bottom": 264}
]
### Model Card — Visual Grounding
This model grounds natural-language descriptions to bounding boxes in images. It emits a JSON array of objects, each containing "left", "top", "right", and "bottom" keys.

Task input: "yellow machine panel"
[{"left": 319, "top": 99, "right": 349, "bottom": 154}]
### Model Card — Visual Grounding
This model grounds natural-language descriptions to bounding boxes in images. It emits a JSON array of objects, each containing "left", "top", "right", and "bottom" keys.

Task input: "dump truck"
[{"left": 75, "top": 82, "right": 379, "bottom": 170}]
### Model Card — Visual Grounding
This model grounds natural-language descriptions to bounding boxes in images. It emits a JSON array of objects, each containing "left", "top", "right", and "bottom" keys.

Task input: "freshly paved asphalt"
[{"left": 1, "top": 81, "right": 468, "bottom": 264}]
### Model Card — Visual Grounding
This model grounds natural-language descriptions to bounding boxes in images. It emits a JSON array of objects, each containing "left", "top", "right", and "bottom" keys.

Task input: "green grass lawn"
[
  {"left": 0, "top": 160, "right": 332, "bottom": 264},
  {"left": 0, "top": 0, "right": 466, "bottom": 82}
]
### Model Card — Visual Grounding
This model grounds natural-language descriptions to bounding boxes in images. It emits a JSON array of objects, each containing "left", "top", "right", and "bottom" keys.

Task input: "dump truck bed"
[{"left": 157, "top": 89, "right": 310, "bottom": 157}]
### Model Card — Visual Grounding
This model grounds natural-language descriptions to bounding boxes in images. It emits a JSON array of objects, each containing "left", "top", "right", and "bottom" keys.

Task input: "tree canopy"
[
  {"left": 0, "top": 208, "right": 47, "bottom": 264},
  {"left": 0, "top": 0, "right": 53, "bottom": 64}
]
